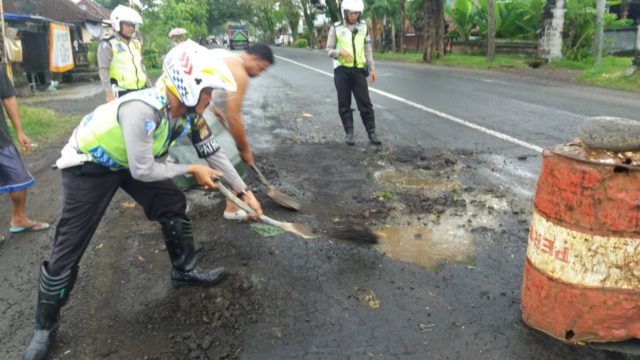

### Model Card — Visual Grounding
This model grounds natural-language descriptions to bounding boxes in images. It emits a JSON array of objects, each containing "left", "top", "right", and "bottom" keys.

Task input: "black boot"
[
  {"left": 368, "top": 132, "right": 382, "bottom": 146},
  {"left": 345, "top": 130, "right": 355, "bottom": 146},
  {"left": 340, "top": 109, "right": 355, "bottom": 145},
  {"left": 160, "top": 217, "right": 227, "bottom": 288},
  {"left": 23, "top": 262, "right": 78, "bottom": 360},
  {"left": 362, "top": 112, "right": 381, "bottom": 146}
]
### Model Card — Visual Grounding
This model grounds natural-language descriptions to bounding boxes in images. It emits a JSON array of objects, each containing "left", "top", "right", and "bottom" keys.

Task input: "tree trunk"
[
  {"left": 400, "top": 0, "right": 406, "bottom": 54},
  {"left": 423, "top": 0, "right": 445, "bottom": 63},
  {"left": 594, "top": 0, "right": 605, "bottom": 65},
  {"left": 487, "top": 0, "right": 496, "bottom": 60},
  {"left": 391, "top": 23, "right": 396, "bottom": 52},
  {"left": 539, "top": 0, "right": 565, "bottom": 62}
]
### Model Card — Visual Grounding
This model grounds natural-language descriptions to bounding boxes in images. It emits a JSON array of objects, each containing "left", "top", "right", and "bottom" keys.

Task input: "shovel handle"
[
  {"left": 250, "top": 164, "right": 272, "bottom": 188},
  {"left": 213, "top": 179, "right": 282, "bottom": 227}
]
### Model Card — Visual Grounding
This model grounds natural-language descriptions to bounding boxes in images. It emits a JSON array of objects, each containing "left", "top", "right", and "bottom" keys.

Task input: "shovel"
[
  {"left": 214, "top": 179, "right": 318, "bottom": 239},
  {"left": 208, "top": 106, "right": 301, "bottom": 211},
  {"left": 250, "top": 164, "right": 301, "bottom": 211}
]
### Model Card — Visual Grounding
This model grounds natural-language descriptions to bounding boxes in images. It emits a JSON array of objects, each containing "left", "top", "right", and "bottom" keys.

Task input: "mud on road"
[{"left": 0, "top": 82, "right": 625, "bottom": 360}]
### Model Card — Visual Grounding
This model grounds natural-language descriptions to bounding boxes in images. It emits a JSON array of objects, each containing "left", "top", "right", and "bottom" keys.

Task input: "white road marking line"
[{"left": 275, "top": 54, "right": 544, "bottom": 153}]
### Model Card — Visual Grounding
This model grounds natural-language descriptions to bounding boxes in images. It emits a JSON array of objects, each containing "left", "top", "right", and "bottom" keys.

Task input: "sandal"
[{"left": 223, "top": 210, "right": 248, "bottom": 222}]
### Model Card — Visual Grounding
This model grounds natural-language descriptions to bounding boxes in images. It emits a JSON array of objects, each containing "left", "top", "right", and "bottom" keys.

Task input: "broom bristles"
[{"left": 328, "top": 221, "right": 379, "bottom": 244}]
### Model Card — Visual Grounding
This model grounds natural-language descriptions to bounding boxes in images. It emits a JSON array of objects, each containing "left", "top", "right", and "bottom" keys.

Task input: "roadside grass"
[
  {"left": 375, "top": 51, "right": 638, "bottom": 92},
  {"left": 434, "top": 53, "right": 531, "bottom": 69},
  {"left": 374, "top": 51, "right": 425, "bottom": 63},
  {"left": 9, "top": 106, "right": 77, "bottom": 145},
  {"left": 577, "top": 57, "right": 639, "bottom": 92}
]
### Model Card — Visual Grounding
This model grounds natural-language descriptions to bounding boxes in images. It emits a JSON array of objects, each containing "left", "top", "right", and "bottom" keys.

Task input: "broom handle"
[{"left": 214, "top": 179, "right": 282, "bottom": 227}]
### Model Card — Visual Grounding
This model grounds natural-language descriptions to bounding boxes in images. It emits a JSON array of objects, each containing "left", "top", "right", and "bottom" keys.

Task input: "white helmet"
[
  {"left": 341, "top": 0, "right": 364, "bottom": 16},
  {"left": 163, "top": 40, "right": 237, "bottom": 107},
  {"left": 168, "top": 28, "right": 188, "bottom": 38},
  {"left": 110, "top": 5, "right": 143, "bottom": 33}
]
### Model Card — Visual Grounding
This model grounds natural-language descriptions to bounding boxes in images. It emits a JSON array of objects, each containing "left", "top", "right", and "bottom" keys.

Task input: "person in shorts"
[{"left": 0, "top": 67, "right": 49, "bottom": 239}]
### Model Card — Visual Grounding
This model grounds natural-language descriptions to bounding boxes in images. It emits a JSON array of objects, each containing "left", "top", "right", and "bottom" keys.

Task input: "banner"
[{"left": 49, "top": 23, "right": 75, "bottom": 72}]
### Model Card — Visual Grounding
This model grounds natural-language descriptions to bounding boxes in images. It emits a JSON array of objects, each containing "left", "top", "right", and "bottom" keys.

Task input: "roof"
[
  {"left": 4, "top": 0, "right": 105, "bottom": 23},
  {"left": 76, "top": 0, "right": 111, "bottom": 21}
]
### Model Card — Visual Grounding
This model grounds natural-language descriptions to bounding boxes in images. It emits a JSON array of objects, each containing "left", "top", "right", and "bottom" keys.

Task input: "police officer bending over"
[
  {"left": 23, "top": 40, "right": 263, "bottom": 360},
  {"left": 326, "top": 0, "right": 381, "bottom": 146}
]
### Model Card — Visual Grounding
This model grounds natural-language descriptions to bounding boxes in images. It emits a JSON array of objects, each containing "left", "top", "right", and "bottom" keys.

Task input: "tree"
[
  {"left": 208, "top": 0, "right": 253, "bottom": 34},
  {"left": 487, "top": 0, "right": 495, "bottom": 60},
  {"left": 325, "top": 0, "right": 341, "bottom": 23},
  {"left": 423, "top": 0, "right": 445, "bottom": 62},
  {"left": 399, "top": 0, "right": 406, "bottom": 53},
  {"left": 300, "top": 0, "right": 318, "bottom": 47},
  {"left": 250, "top": 0, "right": 284, "bottom": 44},
  {"left": 94, "top": 0, "right": 129, "bottom": 9},
  {"left": 366, "top": 0, "right": 398, "bottom": 51},
  {"left": 281, "top": 0, "right": 302, "bottom": 41}
]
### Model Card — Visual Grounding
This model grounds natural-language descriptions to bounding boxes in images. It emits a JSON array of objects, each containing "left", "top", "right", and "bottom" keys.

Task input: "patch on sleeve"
[
  {"left": 144, "top": 118, "right": 156, "bottom": 138},
  {"left": 190, "top": 116, "right": 220, "bottom": 158}
]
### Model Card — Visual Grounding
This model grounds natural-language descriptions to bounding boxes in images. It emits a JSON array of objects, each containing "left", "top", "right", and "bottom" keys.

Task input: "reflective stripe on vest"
[
  {"left": 108, "top": 37, "right": 147, "bottom": 90},
  {"left": 335, "top": 22, "right": 367, "bottom": 68},
  {"left": 75, "top": 87, "right": 190, "bottom": 170}
]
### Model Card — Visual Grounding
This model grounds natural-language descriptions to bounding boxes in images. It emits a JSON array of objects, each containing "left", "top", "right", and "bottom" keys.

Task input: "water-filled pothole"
[{"left": 377, "top": 217, "right": 475, "bottom": 270}]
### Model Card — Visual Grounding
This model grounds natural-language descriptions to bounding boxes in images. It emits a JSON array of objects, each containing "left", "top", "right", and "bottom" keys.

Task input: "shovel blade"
[{"left": 266, "top": 186, "right": 301, "bottom": 211}]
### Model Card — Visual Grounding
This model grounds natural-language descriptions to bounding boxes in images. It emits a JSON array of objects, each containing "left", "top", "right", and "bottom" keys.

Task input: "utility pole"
[
  {"left": 594, "top": 0, "right": 606, "bottom": 65},
  {"left": 487, "top": 0, "right": 495, "bottom": 60}
]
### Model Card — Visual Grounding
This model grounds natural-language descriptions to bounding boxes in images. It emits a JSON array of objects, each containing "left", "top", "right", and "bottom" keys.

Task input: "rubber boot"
[
  {"left": 362, "top": 113, "right": 381, "bottom": 146},
  {"left": 160, "top": 217, "right": 227, "bottom": 288},
  {"left": 345, "top": 130, "right": 355, "bottom": 146},
  {"left": 23, "top": 262, "right": 78, "bottom": 360},
  {"left": 340, "top": 109, "right": 355, "bottom": 145}
]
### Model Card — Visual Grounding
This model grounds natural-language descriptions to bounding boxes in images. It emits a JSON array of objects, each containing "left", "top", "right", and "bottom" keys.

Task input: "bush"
[
  {"left": 294, "top": 39, "right": 309, "bottom": 48},
  {"left": 86, "top": 42, "right": 98, "bottom": 67},
  {"left": 143, "top": 48, "right": 161, "bottom": 69}
]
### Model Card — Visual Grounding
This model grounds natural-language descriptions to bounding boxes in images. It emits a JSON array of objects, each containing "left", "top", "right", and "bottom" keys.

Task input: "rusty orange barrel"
[{"left": 521, "top": 142, "right": 640, "bottom": 344}]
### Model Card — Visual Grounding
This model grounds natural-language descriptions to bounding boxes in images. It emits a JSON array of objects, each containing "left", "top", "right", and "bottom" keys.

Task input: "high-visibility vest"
[
  {"left": 334, "top": 20, "right": 367, "bottom": 69},
  {"left": 108, "top": 36, "right": 147, "bottom": 90},
  {"left": 75, "top": 87, "right": 190, "bottom": 170}
]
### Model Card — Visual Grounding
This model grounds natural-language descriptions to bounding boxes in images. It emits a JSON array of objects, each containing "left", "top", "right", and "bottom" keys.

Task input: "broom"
[{"left": 214, "top": 180, "right": 378, "bottom": 244}]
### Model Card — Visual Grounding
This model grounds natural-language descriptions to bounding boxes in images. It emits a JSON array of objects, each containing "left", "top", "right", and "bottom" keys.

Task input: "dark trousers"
[
  {"left": 333, "top": 66, "right": 376, "bottom": 134},
  {"left": 47, "top": 167, "right": 186, "bottom": 276}
]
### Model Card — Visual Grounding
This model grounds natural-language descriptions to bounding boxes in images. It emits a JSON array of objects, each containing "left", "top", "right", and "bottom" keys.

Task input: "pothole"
[
  {"left": 377, "top": 216, "right": 475, "bottom": 270},
  {"left": 373, "top": 165, "right": 509, "bottom": 270}
]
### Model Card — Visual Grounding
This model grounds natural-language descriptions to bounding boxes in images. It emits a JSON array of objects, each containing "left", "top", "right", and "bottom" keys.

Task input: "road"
[
  {"left": 267, "top": 47, "right": 639, "bottom": 198},
  {"left": 1, "top": 49, "right": 638, "bottom": 360}
]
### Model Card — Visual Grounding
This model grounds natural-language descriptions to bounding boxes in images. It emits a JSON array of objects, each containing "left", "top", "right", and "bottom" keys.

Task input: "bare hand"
[
  {"left": 339, "top": 49, "right": 353, "bottom": 63},
  {"left": 105, "top": 91, "right": 115, "bottom": 103},
  {"left": 240, "top": 147, "right": 254, "bottom": 166},
  {"left": 17, "top": 132, "right": 31, "bottom": 154},
  {"left": 188, "top": 164, "right": 223, "bottom": 190},
  {"left": 241, "top": 190, "right": 263, "bottom": 220},
  {"left": 369, "top": 70, "right": 377, "bottom": 85}
]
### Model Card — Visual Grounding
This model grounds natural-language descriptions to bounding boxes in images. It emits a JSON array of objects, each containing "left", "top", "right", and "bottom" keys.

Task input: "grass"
[
  {"left": 375, "top": 50, "right": 639, "bottom": 92},
  {"left": 8, "top": 106, "right": 77, "bottom": 145},
  {"left": 374, "top": 51, "right": 425, "bottom": 63},
  {"left": 434, "top": 53, "right": 531, "bottom": 69},
  {"left": 577, "top": 56, "right": 639, "bottom": 92}
]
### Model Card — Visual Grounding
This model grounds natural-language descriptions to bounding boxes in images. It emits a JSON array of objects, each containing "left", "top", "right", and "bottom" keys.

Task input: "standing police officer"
[
  {"left": 98, "top": 5, "right": 150, "bottom": 102},
  {"left": 326, "top": 0, "right": 381, "bottom": 146}
]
